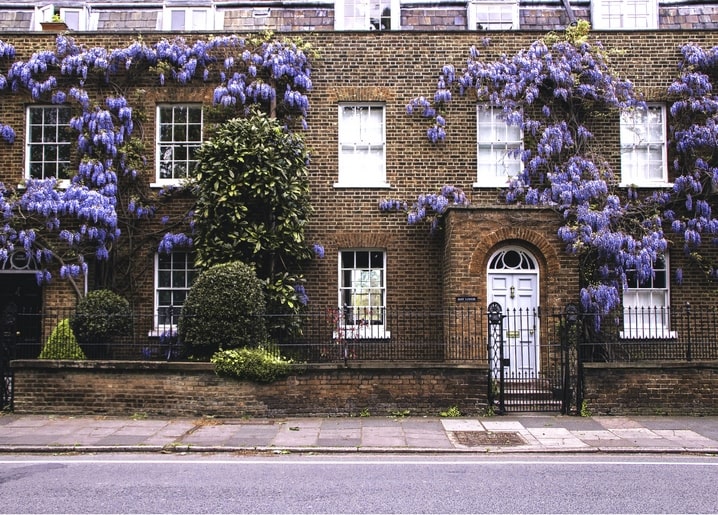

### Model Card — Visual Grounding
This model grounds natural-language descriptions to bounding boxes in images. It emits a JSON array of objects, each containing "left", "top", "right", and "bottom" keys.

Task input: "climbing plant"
[
  {"left": 406, "top": 22, "right": 718, "bottom": 315},
  {"left": 0, "top": 31, "right": 315, "bottom": 301}
]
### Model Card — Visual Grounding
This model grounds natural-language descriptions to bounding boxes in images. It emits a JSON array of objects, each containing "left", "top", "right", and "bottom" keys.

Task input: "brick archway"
[{"left": 468, "top": 227, "right": 561, "bottom": 278}]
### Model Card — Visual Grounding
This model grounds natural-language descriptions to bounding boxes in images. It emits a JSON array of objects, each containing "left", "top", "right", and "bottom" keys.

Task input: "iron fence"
[
  {"left": 576, "top": 304, "right": 718, "bottom": 362},
  {"left": 2, "top": 303, "right": 718, "bottom": 364}
]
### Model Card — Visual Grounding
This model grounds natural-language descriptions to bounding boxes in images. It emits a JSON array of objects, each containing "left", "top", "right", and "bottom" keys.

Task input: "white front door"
[{"left": 487, "top": 248, "right": 540, "bottom": 378}]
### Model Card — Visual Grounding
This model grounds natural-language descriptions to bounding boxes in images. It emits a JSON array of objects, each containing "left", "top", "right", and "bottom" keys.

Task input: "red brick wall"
[
  {"left": 12, "top": 359, "right": 718, "bottom": 416},
  {"left": 582, "top": 362, "right": 718, "bottom": 415},
  {"left": 11, "top": 360, "right": 489, "bottom": 417}
]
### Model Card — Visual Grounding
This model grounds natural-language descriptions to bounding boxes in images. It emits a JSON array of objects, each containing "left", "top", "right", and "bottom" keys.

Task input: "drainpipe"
[{"left": 561, "top": 0, "right": 577, "bottom": 25}]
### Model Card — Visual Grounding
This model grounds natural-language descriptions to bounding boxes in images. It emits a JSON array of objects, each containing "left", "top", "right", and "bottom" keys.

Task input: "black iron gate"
[{"left": 487, "top": 302, "right": 579, "bottom": 414}]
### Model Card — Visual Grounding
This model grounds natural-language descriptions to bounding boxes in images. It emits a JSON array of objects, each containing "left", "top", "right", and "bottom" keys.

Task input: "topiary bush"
[
  {"left": 178, "top": 261, "right": 268, "bottom": 359},
  {"left": 211, "top": 347, "right": 293, "bottom": 383},
  {"left": 39, "top": 319, "right": 86, "bottom": 360},
  {"left": 70, "top": 289, "right": 132, "bottom": 344}
]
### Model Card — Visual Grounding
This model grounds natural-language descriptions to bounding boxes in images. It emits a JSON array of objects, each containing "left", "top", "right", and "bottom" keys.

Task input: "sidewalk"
[{"left": 1, "top": 413, "right": 717, "bottom": 454}]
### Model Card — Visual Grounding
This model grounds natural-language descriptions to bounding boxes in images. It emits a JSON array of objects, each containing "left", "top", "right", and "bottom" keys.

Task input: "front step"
[{"left": 496, "top": 378, "right": 564, "bottom": 412}]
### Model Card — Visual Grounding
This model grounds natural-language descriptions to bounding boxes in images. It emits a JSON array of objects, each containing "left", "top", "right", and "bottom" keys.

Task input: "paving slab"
[{"left": 1, "top": 414, "right": 717, "bottom": 454}]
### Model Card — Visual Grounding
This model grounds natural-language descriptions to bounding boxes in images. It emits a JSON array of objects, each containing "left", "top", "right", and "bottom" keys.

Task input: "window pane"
[
  {"left": 157, "top": 105, "right": 203, "bottom": 183},
  {"left": 158, "top": 291, "right": 172, "bottom": 305},
  {"left": 158, "top": 270, "right": 171, "bottom": 288},
  {"left": 187, "top": 125, "right": 202, "bottom": 141},
  {"left": 171, "top": 10, "right": 185, "bottom": 30},
  {"left": 156, "top": 252, "right": 196, "bottom": 326},
  {"left": 355, "top": 251, "right": 369, "bottom": 268},
  {"left": 620, "top": 105, "right": 665, "bottom": 183},
  {"left": 190, "top": 10, "right": 207, "bottom": 30},
  {"left": 170, "top": 270, "right": 183, "bottom": 288},
  {"left": 30, "top": 108, "right": 43, "bottom": 124},
  {"left": 173, "top": 124, "right": 187, "bottom": 141},
  {"left": 63, "top": 10, "right": 80, "bottom": 30}
]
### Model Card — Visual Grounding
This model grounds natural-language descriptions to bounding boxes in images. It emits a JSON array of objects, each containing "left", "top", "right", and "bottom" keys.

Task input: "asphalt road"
[{"left": 1, "top": 454, "right": 717, "bottom": 514}]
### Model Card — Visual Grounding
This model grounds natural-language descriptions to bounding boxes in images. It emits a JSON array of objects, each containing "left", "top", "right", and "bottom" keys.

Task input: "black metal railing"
[
  {"left": 576, "top": 304, "right": 718, "bottom": 362},
  {"left": 2, "top": 304, "right": 718, "bottom": 364}
]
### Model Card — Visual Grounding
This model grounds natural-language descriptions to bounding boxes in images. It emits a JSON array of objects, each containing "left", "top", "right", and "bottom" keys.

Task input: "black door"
[{"left": 1, "top": 274, "right": 43, "bottom": 359}]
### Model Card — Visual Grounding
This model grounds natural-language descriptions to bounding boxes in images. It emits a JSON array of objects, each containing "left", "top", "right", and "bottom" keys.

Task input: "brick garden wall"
[
  {"left": 11, "top": 359, "right": 718, "bottom": 417},
  {"left": 10, "top": 360, "right": 489, "bottom": 418},
  {"left": 582, "top": 362, "right": 718, "bottom": 416}
]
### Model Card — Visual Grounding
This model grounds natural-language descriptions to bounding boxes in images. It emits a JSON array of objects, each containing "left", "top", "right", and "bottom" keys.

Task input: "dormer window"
[
  {"left": 592, "top": 0, "right": 658, "bottom": 29},
  {"left": 161, "top": 5, "right": 224, "bottom": 31},
  {"left": 35, "top": 4, "right": 88, "bottom": 31},
  {"left": 335, "top": 0, "right": 399, "bottom": 30},
  {"left": 467, "top": 0, "right": 519, "bottom": 31}
]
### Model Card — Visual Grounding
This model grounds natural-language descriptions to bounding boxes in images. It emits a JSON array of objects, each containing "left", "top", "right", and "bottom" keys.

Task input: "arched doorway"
[
  {"left": 1, "top": 250, "right": 43, "bottom": 356},
  {"left": 487, "top": 246, "right": 540, "bottom": 378}
]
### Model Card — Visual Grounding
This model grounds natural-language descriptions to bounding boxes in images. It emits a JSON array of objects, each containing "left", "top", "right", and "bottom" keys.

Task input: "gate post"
[
  {"left": 562, "top": 304, "right": 579, "bottom": 415},
  {"left": 487, "top": 302, "right": 504, "bottom": 413},
  {"left": 1, "top": 323, "right": 16, "bottom": 411}
]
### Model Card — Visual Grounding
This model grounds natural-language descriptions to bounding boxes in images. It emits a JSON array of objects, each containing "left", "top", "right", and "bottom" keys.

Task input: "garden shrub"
[
  {"left": 178, "top": 261, "right": 268, "bottom": 359},
  {"left": 211, "top": 347, "right": 293, "bottom": 383},
  {"left": 39, "top": 319, "right": 86, "bottom": 360},
  {"left": 70, "top": 289, "right": 132, "bottom": 344}
]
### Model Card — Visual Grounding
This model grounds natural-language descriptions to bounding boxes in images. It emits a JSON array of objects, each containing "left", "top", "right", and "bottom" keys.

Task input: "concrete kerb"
[{"left": 1, "top": 444, "right": 717, "bottom": 455}]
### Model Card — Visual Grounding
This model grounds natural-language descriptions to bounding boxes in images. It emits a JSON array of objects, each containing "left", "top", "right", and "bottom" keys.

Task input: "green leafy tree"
[
  {"left": 178, "top": 260, "right": 268, "bottom": 358},
  {"left": 190, "top": 109, "right": 314, "bottom": 315}
]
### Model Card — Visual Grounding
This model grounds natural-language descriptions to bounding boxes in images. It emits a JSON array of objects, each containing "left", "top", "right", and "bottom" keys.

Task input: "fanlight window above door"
[{"left": 488, "top": 249, "right": 536, "bottom": 271}]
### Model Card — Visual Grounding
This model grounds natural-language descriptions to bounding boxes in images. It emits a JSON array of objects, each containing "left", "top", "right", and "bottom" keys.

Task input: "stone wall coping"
[{"left": 583, "top": 361, "right": 718, "bottom": 370}]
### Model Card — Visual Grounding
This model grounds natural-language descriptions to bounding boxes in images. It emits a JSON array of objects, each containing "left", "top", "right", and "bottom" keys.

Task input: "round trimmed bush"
[
  {"left": 178, "top": 261, "right": 267, "bottom": 359},
  {"left": 70, "top": 289, "right": 132, "bottom": 344}
]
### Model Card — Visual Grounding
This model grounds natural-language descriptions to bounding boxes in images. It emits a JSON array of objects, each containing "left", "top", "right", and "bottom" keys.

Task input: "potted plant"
[{"left": 40, "top": 14, "right": 68, "bottom": 31}]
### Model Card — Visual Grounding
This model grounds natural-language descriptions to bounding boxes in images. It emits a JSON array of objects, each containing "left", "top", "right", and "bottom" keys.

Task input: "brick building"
[{"left": 0, "top": 0, "right": 717, "bottom": 377}]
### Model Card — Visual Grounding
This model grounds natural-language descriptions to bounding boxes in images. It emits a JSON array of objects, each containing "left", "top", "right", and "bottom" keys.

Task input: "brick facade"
[
  {"left": 0, "top": 29, "right": 717, "bottom": 342},
  {"left": 0, "top": 1, "right": 714, "bottom": 33}
]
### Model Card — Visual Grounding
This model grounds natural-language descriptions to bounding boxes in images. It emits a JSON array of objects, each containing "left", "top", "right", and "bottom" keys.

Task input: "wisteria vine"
[
  {"left": 0, "top": 32, "right": 313, "bottom": 294},
  {"left": 380, "top": 185, "right": 469, "bottom": 234},
  {"left": 406, "top": 21, "right": 718, "bottom": 315}
]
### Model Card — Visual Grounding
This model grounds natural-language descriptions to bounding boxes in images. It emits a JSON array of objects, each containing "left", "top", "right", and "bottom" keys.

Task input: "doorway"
[
  {"left": 487, "top": 247, "right": 539, "bottom": 378},
  {"left": 1, "top": 273, "right": 43, "bottom": 355}
]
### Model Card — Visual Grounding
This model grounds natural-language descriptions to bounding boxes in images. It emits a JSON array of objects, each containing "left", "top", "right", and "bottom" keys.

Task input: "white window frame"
[
  {"left": 152, "top": 251, "right": 196, "bottom": 334},
  {"left": 620, "top": 103, "right": 668, "bottom": 187},
  {"left": 25, "top": 105, "right": 72, "bottom": 183},
  {"left": 59, "top": 8, "right": 86, "bottom": 31},
  {"left": 34, "top": 4, "right": 88, "bottom": 30},
  {"left": 467, "top": 0, "right": 519, "bottom": 31},
  {"left": 161, "top": 6, "right": 224, "bottom": 31},
  {"left": 621, "top": 255, "right": 676, "bottom": 339},
  {"left": 334, "top": 0, "right": 400, "bottom": 30},
  {"left": 336, "top": 103, "right": 389, "bottom": 188},
  {"left": 474, "top": 104, "right": 523, "bottom": 188},
  {"left": 34, "top": 4, "right": 54, "bottom": 29},
  {"left": 154, "top": 104, "right": 203, "bottom": 187},
  {"left": 591, "top": 0, "right": 658, "bottom": 30},
  {"left": 337, "top": 249, "right": 390, "bottom": 339}
]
